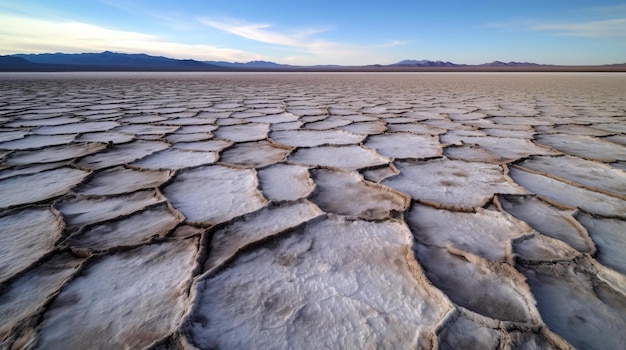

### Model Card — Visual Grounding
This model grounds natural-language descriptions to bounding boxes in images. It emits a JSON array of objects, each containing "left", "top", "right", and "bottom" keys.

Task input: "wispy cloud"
[
  {"left": 0, "top": 14, "right": 264, "bottom": 61},
  {"left": 591, "top": 4, "right": 626, "bottom": 14},
  {"left": 199, "top": 18, "right": 335, "bottom": 50},
  {"left": 530, "top": 18, "right": 626, "bottom": 39},
  {"left": 486, "top": 6, "right": 626, "bottom": 40},
  {"left": 198, "top": 17, "right": 407, "bottom": 65}
]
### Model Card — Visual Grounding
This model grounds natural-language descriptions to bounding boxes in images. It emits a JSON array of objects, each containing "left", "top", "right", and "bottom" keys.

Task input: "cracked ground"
[{"left": 0, "top": 72, "right": 625, "bottom": 349}]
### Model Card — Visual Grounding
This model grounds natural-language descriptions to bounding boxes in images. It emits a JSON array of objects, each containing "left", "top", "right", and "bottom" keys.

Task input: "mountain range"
[{"left": 1, "top": 51, "right": 625, "bottom": 72}]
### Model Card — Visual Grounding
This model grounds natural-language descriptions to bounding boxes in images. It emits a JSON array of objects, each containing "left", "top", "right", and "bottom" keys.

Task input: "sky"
[{"left": 1, "top": 1, "right": 625, "bottom": 65}]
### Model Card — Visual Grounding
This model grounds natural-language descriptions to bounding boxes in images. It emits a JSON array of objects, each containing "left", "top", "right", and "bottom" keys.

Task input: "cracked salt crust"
[
  {"left": 0, "top": 134, "right": 76, "bottom": 150},
  {"left": 186, "top": 216, "right": 451, "bottom": 349},
  {"left": 132, "top": 148, "right": 218, "bottom": 170},
  {"left": 384, "top": 158, "right": 526, "bottom": 209},
  {"left": 270, "top": 129, "right": 365, "bottom": 147},
  {"left": 162, "top": 165, "right": 267, "bottom": 224},
  {"left": 74, "top": 166, "right": 172, "bottom": 196},
  {"left": 37, "top": 239, "right": 198, "bottom": 349},
  {"left": 309, "top": 168, "right": 409, "bottom": 220},
  {"left": 0, "top": 208, "right": 63, "bottom": 283},
  {"left": 219, "top": 140, "right": 291, "bottom": 168},
  {"left": 257, "top": 164, "right": 315, "bottom": 201},
  {"left": 0, "top": 72, "right": 624, "bottom": 349},
  {"left": 0, "top": 167, "right": 89, "bottom": 209},
  {"left": 289, "top": 145, "right": 390, "bottom": 170}
]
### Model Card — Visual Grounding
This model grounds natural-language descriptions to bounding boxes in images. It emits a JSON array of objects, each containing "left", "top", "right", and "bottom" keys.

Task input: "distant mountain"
[
  {"left": 10, "top": 51, "right": 225, "bottom": 71},
  {"left": 390, "top": 59, "right": 461, "bottom": 67},
  {"left": 480, "top": 61, "right": 542, "bottom": 67},
  {"left": 2, "top": 52, "right": 625, "bottom": 72},
  {"left": 0, "top": 56, "right": 40, "bottom": 68},
  {"left": 0, "top": 55, "right": 78, "bottom": 71},
  {"left": 207, "top": 60, "right": 293, "bottom": 68}
]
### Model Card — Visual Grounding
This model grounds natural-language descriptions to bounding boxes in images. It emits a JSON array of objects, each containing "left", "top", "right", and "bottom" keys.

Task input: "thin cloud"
[
  {"left": 198, "top": 18, "right": 335, "bottom": 50},
  {"left": 0, "top": 14, "right": 265, "bottom": 62},
  {"left": 591, "top": 4, "right": 626, "bottom": 14},
  {"left": 530, "top": 18, "right": 626, "bottom": 39},
  {"left": 198, "top": 17, "right": 406, "bottom": 65}
]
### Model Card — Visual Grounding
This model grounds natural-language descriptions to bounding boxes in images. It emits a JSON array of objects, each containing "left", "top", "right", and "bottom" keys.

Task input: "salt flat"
[{"left": 0, "top": 72, "right": 625, "bottom": 349}]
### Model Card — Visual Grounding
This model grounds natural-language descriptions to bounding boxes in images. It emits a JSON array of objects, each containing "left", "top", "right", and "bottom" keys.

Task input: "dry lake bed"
[{"left": 0, "top": 72, "right": 625, "bottom": 349}]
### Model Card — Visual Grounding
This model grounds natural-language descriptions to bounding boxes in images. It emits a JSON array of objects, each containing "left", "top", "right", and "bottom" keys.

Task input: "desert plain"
[{"left": 0, "top": 72, "right": 625, "bottom": 349}]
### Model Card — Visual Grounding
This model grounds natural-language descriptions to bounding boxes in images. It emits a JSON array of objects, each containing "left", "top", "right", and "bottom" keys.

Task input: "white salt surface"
[
  {"left": 6, "top": 142, "right": 106, "bottom": 165},
  {"left": 214, "top": 123, "right": 270, "bottom": 142},
  {"left": 172, "top": 139, "right": 232, "bottom": 152},
  {"left": 509, "top": 167, "right": 626, "bottom": 218},
  {"left": 0, "top": 254, "right": 83, "bottom": 341},
  {"left": 339, "top": 121, "right": 387, "bottom": 135},
  {"left": 187, "top": 217, "right": 451, "bottom": 349},
  {"left": 384, "top": 159, "right": 526, "bottom": 209},
  {"left": 56, "top": 190, "right": 165, "bottom": 228},
  {"left": 0, "top": 134, "right": 76, "bottom": 150},
  {"left": 0, "top": 208, "right": 63, "bottom": 283},
  {"left": 365, "top": 132, "right": 442, "bottom": 159},
  {"left": 68, "top": 204, "right": 183, "bottom": 249},
  {"left": 37, "top": 240, "right": 198, "bottom": 349},
  {"left": 244, "top": 112, "right": 299, "bottom": 124},
  {"left": 304, "top": 117, "right": 351, "bottom": 130},
  {"left": 271, "top": 129, "right": 365, "bottom": 147},
  {"left": 441, "top": 135, "right": 558, "bottom": 161},
  {"left": 219, "top": 141, "right": 291, "bottom": 167},
  {"left": 444, "top": 144, "right": 506, "bottom": 163},
  {"left": 309, "top": 169, "right": 408, "bottom": 220},
  {"left": 163, "top": 165, "right": 267, "bottom": 224},
  {"left": 132, "top": 148, "right": 218, "bottom": 170},
  {"left": 76, "top": 131, "right": 134, "bottom": 144},
  {"left": 34, "top": 121, "right": 119, "bottom": 135},
  {"left": 535, "top": 134, "right": 626, "bottom": 162},
  {"left": 387, "top": 123, "right": 447, "bottom": 135},
  {"left": 257, "top": 164, "right": 315, "bottom": 201},
  {"left": 0, "top": 72, "right": 625, "bottom": 349},
  {"left": 0, "top": 130, "right": 27, "bottom": 142},
  {"left": 289, "top": 145, "right": 390, "bottom": 170},
  {"left": 436, "top": 311, "right": 501, "bottom": 349},
  {"left": 517, "top": 155, "right": 626, "bottom": 197},
  {"left": 577, "top": 213, "right": 626, "bottom": 275},
  {"left": 0, "top": 162, "right": 68, "bottom": 181},
  {"left": 512, "top": 234, "right": 580, "bottom": 262},
  {"left": 519, "top": 258, "right": 626, "bottom": 350},
  {"left": 0, "top": 167, "right": 89, "bottom": 209},
  {"left": 205, "top": 200, "right": 323, "bottom": 270},
  {"left": 416, "top": 245, "right": 537, "bottom": 322},
  {"left": 77, "top": 140, "right": 170, "bottom": 170},
  {"left": 74, "top": 166, "right": 172, "bottom": 196},
  {"left": 165, "top": 132, "right": 211, "bottom": 143},
  {"left": 6, "top": 117, "right": 83, "bottom": 127},
  {"left": 498, "top": 195, "right": 593, "bottom": 253},
  {"left": 408, "top": 204, "right": 533, "bottom": 262},
  {"left": 114, "top": 124, "right": 179, "bottom": 135}
]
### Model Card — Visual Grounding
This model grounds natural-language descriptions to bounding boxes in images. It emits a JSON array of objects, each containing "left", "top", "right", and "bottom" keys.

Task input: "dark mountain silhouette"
[
  {"left": 0, "top": 56, "right": 84, "bottom": 71},
  {"left": 0, "top": 56, "right": 40, "bottom": 68},
  {"left": 9, "top": 51, "right": 226, "bottom": 71},
  {"left": 2, "top": 52, "right": 625, "bottom": 72},
  {"left": 207, "top": 60, "right": 293, "bottom": 68},
  {"left": 480, "top": 61, "right": 542, "bottom": 67},
  {"left": 390, "top": 59, "right": 461, "bottom": 67}
]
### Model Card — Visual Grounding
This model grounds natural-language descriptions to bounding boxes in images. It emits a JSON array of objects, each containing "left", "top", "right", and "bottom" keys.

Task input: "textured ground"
[{"left": 0, "top": 72, "right": 625, "bottom": 349}]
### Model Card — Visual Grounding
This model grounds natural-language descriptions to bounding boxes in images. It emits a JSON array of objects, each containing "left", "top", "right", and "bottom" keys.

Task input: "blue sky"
[{"left": 1, "top": 0, "right": 625, "bottom": 65}]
